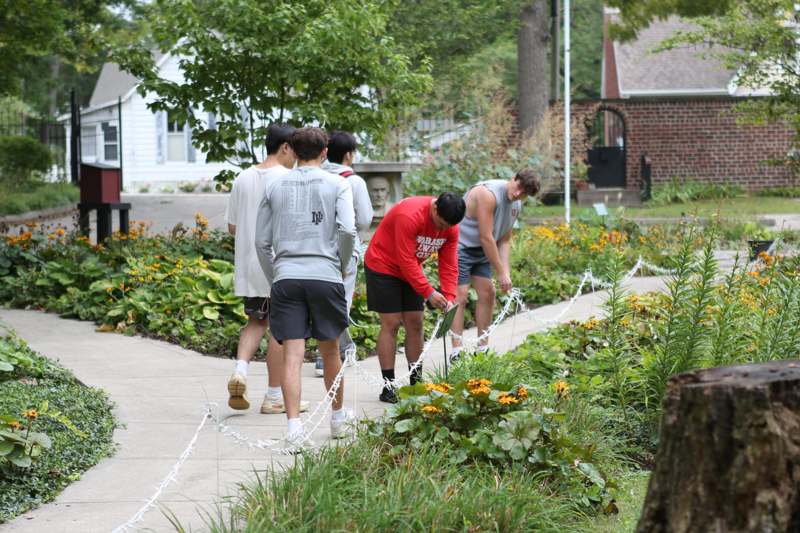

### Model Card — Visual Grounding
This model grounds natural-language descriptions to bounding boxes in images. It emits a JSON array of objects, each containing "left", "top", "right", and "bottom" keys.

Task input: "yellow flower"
[
  {"left": 467, "top": 378, "right": 492, "bottom": 389},
  {"left": 23, "top": 409, "right": 38, "bottom": 420},
  {"left": 424, "top": 382, "right": 452, "bottom": 394},
  {"left": 498, "top": 394, "right": 519, "bottom": 405},
  {"left": 516, "top": 386, "right": 528, "bottom": 399},
  {"left": 421, "top": 405, "right": 441, "bottom": 414},
  {"left": 8, "top": 420, "right": 22, "bottom": 430},
  {"left": 469, "top": 385, "right": 491, "bottom": 396},
  {"left": 553, "top": 380, "right": 570, "bottom": 398},
  {"left": 55, "top": 228, "right": 66, "bottom": 236}
]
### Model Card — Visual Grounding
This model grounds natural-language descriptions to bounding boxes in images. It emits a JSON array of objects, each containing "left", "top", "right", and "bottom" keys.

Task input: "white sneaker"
[
  {"left": 284, "top": 429, "right": 309, "bottom": 454},
  {"left": 330, "top": 409, "right": 356, "bottom": 439},
  {"left": 260, "top": 397, "right": 310, "bottom": 414}
]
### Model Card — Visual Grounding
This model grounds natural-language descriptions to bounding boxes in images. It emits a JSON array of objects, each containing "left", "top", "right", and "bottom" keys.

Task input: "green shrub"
[
  {"left": 755, "top": 186, "right": 800, "bottom": 197},
  {"left": 649, "top": 177, "right": 743, "bottom": 206},
  {"left": 0, "top": 182, "right": 78, "bottom": 216},
  {"left": 178, "top": 181, "right": 197, "bottom": 193},
  {"left": 0, "top": 136, "right": 51, "bottom": 186}
]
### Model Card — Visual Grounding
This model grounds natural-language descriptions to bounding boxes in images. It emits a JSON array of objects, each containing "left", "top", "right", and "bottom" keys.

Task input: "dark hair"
[
  {"left": 327, "top": 131, "right": 357, "bottom": 164},
  {"left": 265, "top": 123, "right": 296, "bottom": 155},
  {"left": 435, "top": 192, "right": 466, "bottom": 226},
  {"left": 514, "top": 168, "right": 541, "bottom": 197},
  {"left": 289, "top": 127, "right": 329, "bottom": 161}
]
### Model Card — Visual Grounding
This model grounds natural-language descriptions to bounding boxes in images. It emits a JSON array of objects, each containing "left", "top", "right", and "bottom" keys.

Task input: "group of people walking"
[{"left": 224, "top": 124, "right": 540, "bottom": 447}]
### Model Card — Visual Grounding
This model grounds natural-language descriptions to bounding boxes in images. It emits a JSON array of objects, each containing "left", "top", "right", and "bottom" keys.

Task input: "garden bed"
[
  {"left": 205, "top": 236, "right": 800, "bottom": 532},
  {"left": 0, "top": 334, "right": 116, "bottom": 523}
]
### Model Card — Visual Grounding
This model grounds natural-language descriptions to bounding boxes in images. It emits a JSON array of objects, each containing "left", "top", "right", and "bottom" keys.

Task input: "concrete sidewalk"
[{"left": 0, "top": 275, "right": 665, "bottom": 533}]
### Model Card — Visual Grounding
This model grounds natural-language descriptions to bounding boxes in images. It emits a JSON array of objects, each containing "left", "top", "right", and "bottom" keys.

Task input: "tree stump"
[{"left": 636, "top": 360, "right": 800, "bottom": 533}]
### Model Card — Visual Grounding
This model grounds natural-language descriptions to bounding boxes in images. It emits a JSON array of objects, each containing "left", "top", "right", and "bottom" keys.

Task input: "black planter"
[{"left": 748, "top": 240, "right": 774, "bottom": 261}]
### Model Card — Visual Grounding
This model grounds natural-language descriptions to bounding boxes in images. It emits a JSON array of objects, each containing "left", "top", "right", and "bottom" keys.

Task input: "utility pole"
[
  {"left": 564, "top": 0, "right": 571, "bottom": 225},
  {"left": 551, "top": 0, "right": 561, "bottom": 101}
]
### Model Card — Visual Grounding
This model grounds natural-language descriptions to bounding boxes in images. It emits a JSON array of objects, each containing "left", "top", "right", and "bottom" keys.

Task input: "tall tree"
[
  {"left": 114, "top": 0, "right": 431, "bottom": 187},
  {"left": 517, "top": 0, "right": 551, "bottom": 135}
]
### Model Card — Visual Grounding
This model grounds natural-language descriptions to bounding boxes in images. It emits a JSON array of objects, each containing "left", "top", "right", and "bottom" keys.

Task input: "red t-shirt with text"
[{"left": 365, "top": 196, "right": 459, "bottom": 300}]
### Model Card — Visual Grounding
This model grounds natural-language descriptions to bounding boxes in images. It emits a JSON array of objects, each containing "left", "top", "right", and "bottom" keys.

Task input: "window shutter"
[
  {"left": 185, "top": 122, "right": 196, "bottom": 163},
  {"left": 155, "top": 111, "right": 165, "bottom": 164}
]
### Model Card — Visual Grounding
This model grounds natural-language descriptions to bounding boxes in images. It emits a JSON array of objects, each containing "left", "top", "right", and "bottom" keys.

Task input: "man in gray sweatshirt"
[
  {"left": 317, "top": 131, "right": 373, "bottom": 371},
  {"left": 255, "top": 127, "right": 357, "bottom": 447}
]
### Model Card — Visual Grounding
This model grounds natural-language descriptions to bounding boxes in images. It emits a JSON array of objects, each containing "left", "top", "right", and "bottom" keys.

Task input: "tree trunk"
[
  {"left": 517, "top": 0, "right": 550, "bottom": 137},
  {"left": 636, "top": 360, "right": 800, "bottom": 533}
]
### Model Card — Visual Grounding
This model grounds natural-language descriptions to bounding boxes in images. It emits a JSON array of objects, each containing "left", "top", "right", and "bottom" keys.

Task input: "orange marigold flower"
[
  {"left": 516, "top": 386, "right": 529, "bottom": 399},
  {"left": 498, "top": 394, "right": 519, "bottom": 405},
  {"left": 553, "top": 380, "right": 570, "bottom": 397},
  {"left": 469, "top": 385, "right": 491, "bottom": 396},
  {"left": 23, "top": 409, "right": 38, "bottom": 420},
  {"left": 467, "top": 378, "right": 492, "bottom": 389},
  {"left": 421, "top": 405, "right": 441, "bottom": 414},
  {"left": 55, "top": 228, "right": 66, "bottom": 236},
  {"left": 8, "top": 420, "right": 22, "bottom": 430},
  {"left": 424, "top": 382, "right": 452, "bottom": 394}
]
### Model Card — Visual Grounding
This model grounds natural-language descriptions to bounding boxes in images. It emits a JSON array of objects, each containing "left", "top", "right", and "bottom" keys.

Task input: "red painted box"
[{"left": 80, "top": 163, "right": 121, "bottom": 204}]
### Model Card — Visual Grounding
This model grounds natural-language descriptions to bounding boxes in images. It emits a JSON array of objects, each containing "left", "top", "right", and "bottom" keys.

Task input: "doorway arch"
[{"left": 586, "top": 107, "right": 626, "bottom": 188}]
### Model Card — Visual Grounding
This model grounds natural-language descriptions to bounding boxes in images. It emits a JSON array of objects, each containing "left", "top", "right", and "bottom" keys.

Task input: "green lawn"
[
  {"left": 0, "top": 182, "right": 78, "bottom": 216},
  {"left": 531, "top": 196, "right": 800, "bottom": 220}
]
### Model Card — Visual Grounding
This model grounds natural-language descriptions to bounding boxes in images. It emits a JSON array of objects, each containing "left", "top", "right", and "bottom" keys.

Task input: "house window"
[
  {"left": 102, "top": 122, "right": 118, "bottom": 161},
  {"left": 167, "top": 112, "right": 186, "bottom": 161},
  {"left": 81, "top": 126, "right": 96, "bottom": 160}
]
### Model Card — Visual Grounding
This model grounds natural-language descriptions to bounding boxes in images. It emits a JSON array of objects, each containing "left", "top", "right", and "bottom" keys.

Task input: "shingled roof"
[
  {"left": 89, "top": 50, "right": 165, "bottom": 108},
  {"left": 610, "top": 15, "right": 736, "bottom": 97}
]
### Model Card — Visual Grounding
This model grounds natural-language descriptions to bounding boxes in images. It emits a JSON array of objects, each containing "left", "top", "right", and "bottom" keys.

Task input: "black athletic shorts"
[
  {"left": 269, "top": 279, "right": 348, "bottom": 343},
  {"left": 243, "top": 297, "right": 269, "bottom": 321},
  {"left": 365, "top": 266, "right": 425, "bottom": 314}
]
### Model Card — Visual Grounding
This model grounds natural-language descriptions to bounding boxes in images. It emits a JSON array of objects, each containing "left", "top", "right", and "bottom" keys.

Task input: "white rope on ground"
[{"left": 111, "top": 405, "right": 213, "bottom": 533}]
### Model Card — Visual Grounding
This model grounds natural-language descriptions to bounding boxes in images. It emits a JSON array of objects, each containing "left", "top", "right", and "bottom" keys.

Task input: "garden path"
[{"left": 0, "top": 275, "right": 666, "bottom": 533}]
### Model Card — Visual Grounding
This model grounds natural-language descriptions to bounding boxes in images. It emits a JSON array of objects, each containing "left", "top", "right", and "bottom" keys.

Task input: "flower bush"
[{"left": 369, "top": 377, "right": 616, "bottom": 511}]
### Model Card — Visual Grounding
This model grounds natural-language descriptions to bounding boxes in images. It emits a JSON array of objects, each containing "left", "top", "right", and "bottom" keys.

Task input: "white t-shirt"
[{"left": 225, "top": 165, "right": 290, "bottom": 297}]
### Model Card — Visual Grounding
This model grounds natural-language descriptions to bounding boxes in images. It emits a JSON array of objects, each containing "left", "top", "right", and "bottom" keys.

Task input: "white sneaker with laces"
[
  {"left": 284, "top": 429, "right": 309, "bottom": 454},
  {"left": 330, "top": 409, "right": 356, "bottom": 439}
]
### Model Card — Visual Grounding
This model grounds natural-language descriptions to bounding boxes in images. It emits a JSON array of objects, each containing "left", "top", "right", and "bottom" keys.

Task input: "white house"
[{"left": 64, "top": 51, "right": 239, "bottom": 192}]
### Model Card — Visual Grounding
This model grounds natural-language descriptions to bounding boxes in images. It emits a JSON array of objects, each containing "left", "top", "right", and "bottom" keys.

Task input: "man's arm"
[
  {"left": 225, "top": 180, "right": 238, "bottom": 235},
  {"left": 438, "top": 226, "right": 459, "bottom": 302},
  {"left": 254, "top": 191, "right": 275, "bottom": 285},
  {"left": 394, "top": 214, "right": 435, "bottom": 299},
  {"left": 336, "top": 180, "right": 356, "bottom": 272},
  {"left": 350, "top": 174, "right": 374, "bottom": 232},
  {"left": 497, "top": 229, "right": 512, "bottom": 289},
  {"left": 475, "top": 187, "right": 511, "bottom": 292}
]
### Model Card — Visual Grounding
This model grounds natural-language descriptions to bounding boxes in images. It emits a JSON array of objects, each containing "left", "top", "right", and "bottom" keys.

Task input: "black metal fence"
[{"left": 0, "top": 110, "right": 68, "bottom": 181}]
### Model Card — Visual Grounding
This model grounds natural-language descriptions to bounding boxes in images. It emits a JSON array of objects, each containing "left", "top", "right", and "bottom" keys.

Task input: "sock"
[
  {"left": 451, "top": 347, "right": 463, "bottom": 357},
  {"left": 476, "top": 346, "right": 490, "bottom": 354},
  {"left": 266, "top": 386, "right": 281, "bottom": 399},
  {"left": 381, "top": 368, "right": 395, "bottom": 390},
  {"left": 287, "top": 418, "right": 302, "bottom": 435},
  {"left": 409, "top": 363, "right": 423, "bottom": 385},
  {"left": 235, "top": 359, "right": 249, "bottom": 376},
  {"left": 331, "top": 408, "right": 347, "bottom": 422}
]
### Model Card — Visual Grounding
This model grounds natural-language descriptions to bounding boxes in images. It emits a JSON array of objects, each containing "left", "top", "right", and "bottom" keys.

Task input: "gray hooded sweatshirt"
[
  {"left": 255, "top": 165, "right": 356, "bottom": 286},
  {"left": 321, "top": 161, "right": 373, "bottom": 256}
]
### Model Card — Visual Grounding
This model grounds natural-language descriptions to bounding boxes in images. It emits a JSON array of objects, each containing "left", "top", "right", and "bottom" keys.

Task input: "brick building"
[{"left": 574, "top": 9, "right": 796, "bottom": 194}]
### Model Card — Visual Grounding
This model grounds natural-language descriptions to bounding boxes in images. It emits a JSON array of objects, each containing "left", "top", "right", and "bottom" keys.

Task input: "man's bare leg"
[
  {"left": 472, "top": 276, "right": 496, "bottom": 349},
  {"left": 450, "top": 284, "right": 471, "bottom": 353},
  {"left": 281, "top": 339, "right": 305, "bottom": 420},
  {"left": 228, "top": 317, "right": 268, "bottom": 410},
  {"left": 402, "top": 310, "right": 424, "bottom": 384},
  {"left": 377, "top": 312, "right": 403, "bottom": 402},
  {"left": 318, "top": 338, "right": 343, "bottom": 411}
]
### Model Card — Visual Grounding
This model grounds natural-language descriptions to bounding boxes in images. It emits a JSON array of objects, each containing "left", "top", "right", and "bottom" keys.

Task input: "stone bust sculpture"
[{"left": 367, "top": 175, "right": 393, "bottom": 219}]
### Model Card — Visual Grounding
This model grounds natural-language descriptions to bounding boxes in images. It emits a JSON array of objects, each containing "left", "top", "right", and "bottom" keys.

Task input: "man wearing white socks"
[
  {"left": 255, "top": 127, "right": 357, "bottom": 448},
  {"left": 226, "top": 123, "right": 308, "bottom": 415}
]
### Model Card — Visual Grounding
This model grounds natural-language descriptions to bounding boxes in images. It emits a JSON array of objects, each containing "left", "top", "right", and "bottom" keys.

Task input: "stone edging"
[{"left": 0, "top": 205, "right": 77, "bottom": 226}]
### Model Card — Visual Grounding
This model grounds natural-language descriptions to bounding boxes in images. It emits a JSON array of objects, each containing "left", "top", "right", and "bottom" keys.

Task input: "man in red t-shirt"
[{"left": 364, "top": 192, "right": 466, "bottom": 403}]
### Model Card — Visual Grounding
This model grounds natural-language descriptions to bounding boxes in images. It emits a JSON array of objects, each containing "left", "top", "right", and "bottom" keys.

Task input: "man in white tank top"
[{"left": 450, "top": 169, "right": 540, "bottom": 360}]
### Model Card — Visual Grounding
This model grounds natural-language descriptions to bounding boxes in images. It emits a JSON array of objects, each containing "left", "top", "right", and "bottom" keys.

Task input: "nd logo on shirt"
[{"left": 416, "top": 236, "right": 446, "bottom": 259}]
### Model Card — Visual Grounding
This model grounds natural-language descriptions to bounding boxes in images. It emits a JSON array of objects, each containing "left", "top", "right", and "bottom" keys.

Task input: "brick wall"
[{"left": 561, "top": 98, "right": 796, "bottom": 190}]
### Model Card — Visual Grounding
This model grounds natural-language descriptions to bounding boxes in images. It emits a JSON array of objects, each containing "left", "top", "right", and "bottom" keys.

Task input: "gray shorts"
[
  {"left": 269, "top": 279, "right": 348, "bottom": 343},
  {"left": 457, "top": 246, "right": 491, "bottom": 285}
]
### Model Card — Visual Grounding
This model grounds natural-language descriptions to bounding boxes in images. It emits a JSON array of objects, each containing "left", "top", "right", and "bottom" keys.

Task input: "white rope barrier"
[{"left": 111, "top": 405, "right": 213, "bottom": 533}]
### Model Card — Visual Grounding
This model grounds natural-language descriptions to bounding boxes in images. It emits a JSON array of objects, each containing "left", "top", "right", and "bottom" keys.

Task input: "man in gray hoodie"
[
  {"left": 317, "top": 131, "right": 373, "bottom": 371},
  {"left": 255, "top": 127, "right": 357, "bottom": 447}
]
